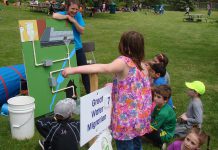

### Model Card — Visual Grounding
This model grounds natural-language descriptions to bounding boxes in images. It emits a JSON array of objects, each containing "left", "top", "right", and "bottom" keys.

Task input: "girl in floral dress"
[{"left": 62, "top": 31, "right": 152, "bottom": 150}]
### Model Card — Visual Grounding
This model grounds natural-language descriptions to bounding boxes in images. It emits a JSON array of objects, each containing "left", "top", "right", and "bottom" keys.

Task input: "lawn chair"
[{"left": 82, "top": 42, "right": 96, "bottom": 64}]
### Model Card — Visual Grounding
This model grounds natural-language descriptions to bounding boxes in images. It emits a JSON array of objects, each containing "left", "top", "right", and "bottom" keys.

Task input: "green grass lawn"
[{"left": 0, "top": 5, "right": 218, "bottom": 149}]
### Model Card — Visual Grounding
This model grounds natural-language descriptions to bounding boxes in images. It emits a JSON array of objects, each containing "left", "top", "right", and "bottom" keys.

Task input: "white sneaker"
[
  {"left": 162, "top": 143, "right": 167, "bottom": 150},
  {"left": 39, "top": 140, "right": 45, "bottom": 150}
]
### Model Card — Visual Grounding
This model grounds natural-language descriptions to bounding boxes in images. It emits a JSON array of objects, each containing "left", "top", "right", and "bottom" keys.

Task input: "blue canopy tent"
[{"left": 0, "top": 64, "right": 26, "bottom": 106}]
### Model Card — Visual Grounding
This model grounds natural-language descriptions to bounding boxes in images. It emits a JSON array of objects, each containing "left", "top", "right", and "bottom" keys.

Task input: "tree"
[
  {"left": 146, "top": 0, "right": 166, "bottom": 5},
  {"left": 168, "top": 0, "right": 195, "bottom": 10}
]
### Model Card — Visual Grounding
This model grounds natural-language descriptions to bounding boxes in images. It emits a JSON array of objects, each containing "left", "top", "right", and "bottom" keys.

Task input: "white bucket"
[{"left": 8, "top": 96, "right": 35, "bottom": 140}]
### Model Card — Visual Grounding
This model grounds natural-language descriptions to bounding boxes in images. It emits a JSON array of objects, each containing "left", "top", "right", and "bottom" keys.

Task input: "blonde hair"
[{"left": 188, "top": 127, "right": 210, "bottom": 149}]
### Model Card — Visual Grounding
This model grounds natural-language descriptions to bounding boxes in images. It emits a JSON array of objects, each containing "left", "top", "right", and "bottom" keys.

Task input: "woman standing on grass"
[{"left": 53, "top": 0, "right": 90, "bottom": 94}]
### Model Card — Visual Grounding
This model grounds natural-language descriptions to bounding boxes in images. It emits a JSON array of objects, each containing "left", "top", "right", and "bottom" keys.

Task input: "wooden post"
[
  {"left": 89, "top": 73, "right": 98, "bottom": 92},
  {"left": 88, "top": 73, "right": 98, "bottom": 147}
]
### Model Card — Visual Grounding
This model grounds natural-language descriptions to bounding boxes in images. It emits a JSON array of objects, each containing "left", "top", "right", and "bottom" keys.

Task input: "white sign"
[
  {"left": 88, "top": 129, "right": 113, "bottom": 150},
  {"left": 80, "top": 86, "right": 112, "bottom": 147}
]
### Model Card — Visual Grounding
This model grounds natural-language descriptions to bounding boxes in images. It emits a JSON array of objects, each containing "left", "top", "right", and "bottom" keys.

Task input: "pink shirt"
[{"left": 111, "top": 56, "right": 152, "bottom": 140}]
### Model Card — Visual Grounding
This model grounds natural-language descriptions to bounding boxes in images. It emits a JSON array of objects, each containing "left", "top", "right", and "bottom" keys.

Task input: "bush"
[
  {"left": 164, "top": 4, "right": 174, "bottom": 10},
  {"left": 117, "top": 1, "right": 126, "bottom": 8},
  {"left": 117, "top": 1, "right": 126, "bottom": 10},
  {"left": 8, "top": 0, "right": 15, "bottom": 3}
]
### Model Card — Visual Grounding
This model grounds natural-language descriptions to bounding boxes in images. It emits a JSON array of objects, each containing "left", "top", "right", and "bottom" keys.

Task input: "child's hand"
[
  {"left": 179, "top": 112, "right": 186, "bottom": 118},
  {"left": 62, "top": 67, "right": 72, "bottom": 78},
  {"left": 180, "top": 113, "right": 188, "bottom": 121}
]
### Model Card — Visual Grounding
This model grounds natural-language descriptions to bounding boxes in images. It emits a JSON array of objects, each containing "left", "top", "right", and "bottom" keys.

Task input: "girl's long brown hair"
[{"left": 119, "top": 31, "right": 145, "bottom": 70}]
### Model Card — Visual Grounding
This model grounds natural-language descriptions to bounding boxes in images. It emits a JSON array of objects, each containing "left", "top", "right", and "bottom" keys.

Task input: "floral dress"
[{"left": 111, "top": 56, "right": 152, "bottom": 140}]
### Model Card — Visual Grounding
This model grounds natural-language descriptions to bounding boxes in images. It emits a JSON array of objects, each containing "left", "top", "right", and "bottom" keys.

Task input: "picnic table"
[
  {"left": 29, "top": 2, "right": 50, "bottom": 13},
  {"left": 83, "top": 7, "right": 95, "bottom": 17},
  {"left": 183, "top": 14, "right": 207, "bottom": 22}
]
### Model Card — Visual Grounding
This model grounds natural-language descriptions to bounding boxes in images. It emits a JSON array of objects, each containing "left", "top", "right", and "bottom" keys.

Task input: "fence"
[{"left": 195, "top": 2, "right": 218, "bottom": 10}]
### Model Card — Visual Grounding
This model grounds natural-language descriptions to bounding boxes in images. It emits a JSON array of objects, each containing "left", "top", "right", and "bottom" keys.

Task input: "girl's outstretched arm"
[{"left": 62, "top": 58, "right": 126, "bottom": 78}]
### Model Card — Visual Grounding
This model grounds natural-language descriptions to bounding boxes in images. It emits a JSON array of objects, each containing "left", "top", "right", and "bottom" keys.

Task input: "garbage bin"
[
  {"left": 109, "top": 2, "right": 116, "bottom": 14},
  {"left": 154, "top": 5, "right": 159, "bottom": 14}
]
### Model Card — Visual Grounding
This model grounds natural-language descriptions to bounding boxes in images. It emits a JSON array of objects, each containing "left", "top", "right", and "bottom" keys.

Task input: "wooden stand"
[{"left": 89, "top": 73, "right": 98, "bottom": 92}]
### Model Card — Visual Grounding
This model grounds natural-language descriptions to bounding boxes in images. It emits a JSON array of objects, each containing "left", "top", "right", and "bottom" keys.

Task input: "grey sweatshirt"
[{"left": 186, "top": 97, "right": 203, "bottom": 128}]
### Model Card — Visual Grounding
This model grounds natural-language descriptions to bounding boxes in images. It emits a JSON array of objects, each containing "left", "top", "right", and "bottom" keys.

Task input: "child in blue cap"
[{"left": 174, "top": 81, "right": 205, "bottom": 138}]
